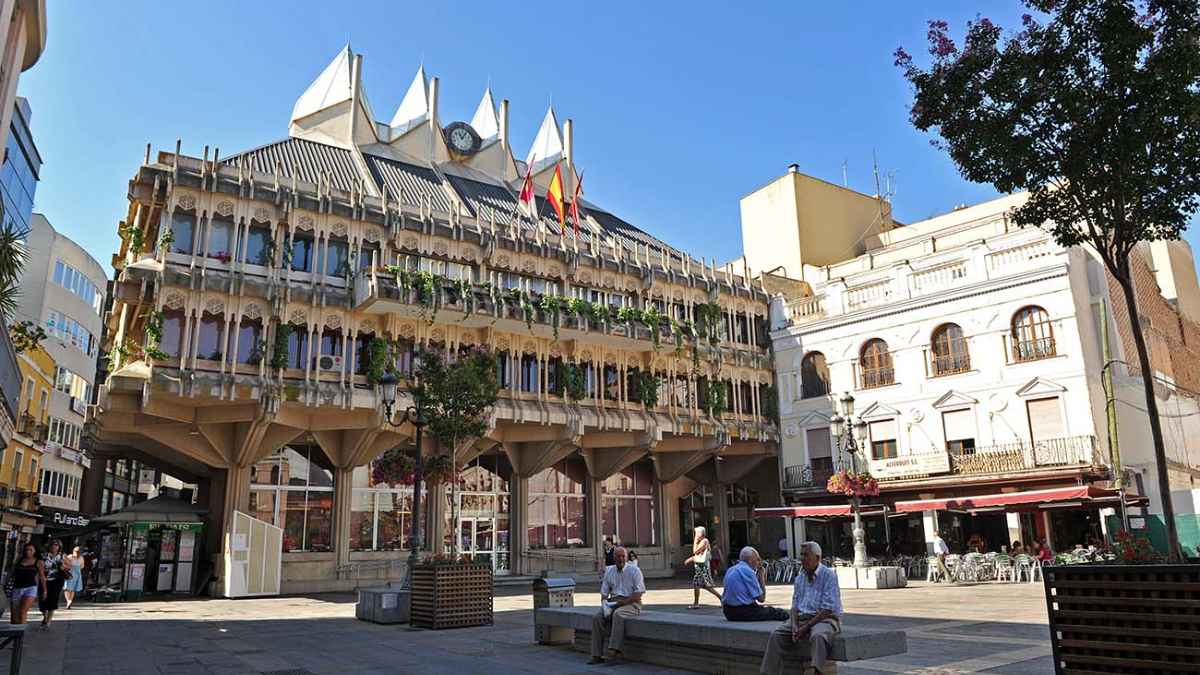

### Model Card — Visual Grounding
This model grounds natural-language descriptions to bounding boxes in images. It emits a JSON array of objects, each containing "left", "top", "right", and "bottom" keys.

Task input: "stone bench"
[{"left": 534, "top": 606, "right": 907, "bottom": 674}]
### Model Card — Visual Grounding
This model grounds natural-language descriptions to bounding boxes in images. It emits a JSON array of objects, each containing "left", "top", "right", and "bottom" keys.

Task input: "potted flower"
[
  {"left": 826, "top": 469, "right": 880, "bottom": 497},
  {"left": 371, "top": 448, "right": 416, "bottom": 486}
]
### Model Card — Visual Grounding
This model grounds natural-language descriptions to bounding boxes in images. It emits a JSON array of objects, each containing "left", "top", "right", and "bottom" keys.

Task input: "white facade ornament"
[
  {"left": 324, "top": 313, "right": 342, "bottom": 330},
  {"left": 433, "top": 241, "right": 448, "bottom": 256},
  {"left": 289, "top": 309, "right": 308, "bottom": 325},
  {"left": 177, "top": 194, "right": 196, "bottom": 211},
  {"left": 330, "top": 222, "right": 348, "bottom": 238},
  {"left": 364, "top": 228, "right": 381, "bottom": 243},
  {"left": 402, "top": 235, "right": 419, "bottom": 250},
  {"left": 216, "top": 201, "right": 235, "bottom": 217},
  {"left": 243, "top": 303, "right": 263, "bottom": 320},
  {"left": 253, "top": 207, "right": 272, "bottom": 222},
  {"left": 784, "top": 423, "right": 799, "bottom": 438},
  {"left": 204, "top": 299, "right": 225, "bottom": 316},
  {"left": 358, "top": 318, "right": 375, "bottom": 334},
  {"left": 296, "top": 215, "right": 315, "bottom": 232},
  {"left": 398, "top": 323, "right": 416, "bottom": 339},
  {"left": 163, "top": 293, "right": 186, "bottom": 311}
]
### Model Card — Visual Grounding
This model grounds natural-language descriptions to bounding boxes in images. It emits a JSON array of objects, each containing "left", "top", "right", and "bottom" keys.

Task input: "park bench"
[{"left": 534, "top": 606, "right": 906, "bottom": 674}]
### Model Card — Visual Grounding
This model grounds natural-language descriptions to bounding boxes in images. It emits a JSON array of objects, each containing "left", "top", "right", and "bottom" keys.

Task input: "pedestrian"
[
  {"left": 627, "top": 550, "right": 639, "bottom": 568},
  {"left": 722, "top": 546, "right": 789, "bottom": 622},
  {"left": 9, "top": 543, "right": 46, "bottom": 625},
  {"left": 589, "top": 546, "right": 645, "bottom": 666},
  {"left": 603, "top": 537, "right": 615, "bottom": 567},
  {"left": 759, "top": 541, "right": 843, "bottom": 675},
  {"left": 63, "top": 546, "right": 85, "bottom": 609},
  {"left": 1010, "top": 540, "right": 1024, "bottom": 556},
  {"left": 39, "top": 539, "right": 68, "bottom": 628},
  {"left": 932, "top": 530, "right": 953, "bottom": 583},
  {"left": 684, "top": 526, "right": 721, "bottom": 608}
]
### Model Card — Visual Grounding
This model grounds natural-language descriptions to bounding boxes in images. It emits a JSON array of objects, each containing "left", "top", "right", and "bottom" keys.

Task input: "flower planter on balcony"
[
  {"left": 1042, "top": 564, "right": 1200, "bottom": 673},
  {"left": 410, "top": 562, "right": 493, "bottom": 630}
]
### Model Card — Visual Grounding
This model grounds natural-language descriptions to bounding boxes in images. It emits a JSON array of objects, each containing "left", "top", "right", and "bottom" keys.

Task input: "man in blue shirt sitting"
[
  {"left": 760, "top": 541, "right": 843, "bottom": 675},
  {"left": 722, "top": 546, "right": 789, "bottom": 622}
]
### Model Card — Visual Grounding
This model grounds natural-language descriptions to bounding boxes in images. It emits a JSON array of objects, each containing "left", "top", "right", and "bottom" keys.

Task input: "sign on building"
[{"left": 869, "top": 452, "right": 951, "bottom": 479}]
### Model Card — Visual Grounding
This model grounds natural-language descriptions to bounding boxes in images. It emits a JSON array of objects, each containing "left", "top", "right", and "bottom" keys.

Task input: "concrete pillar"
[
  {"left": 79, "top": 458, "right": 107, "bottom": 515},
  {"left": 1042, "top": 511, "right": 1055, "bottom": 551},
  {"left": 712, "top": 481, "right": 730, "bottom": 565},
  {"left": 1006, "top": 512, "right": 1022, "bottom": 549},
  {"left": 922, "top": 510, "right": 940, "bottom": 556},
  {"left": 332, "top": 466, "right": 354, "bottom": 569},
  {"left": 790, "top": 517, "right": 807, "bottom": 557},
  {"left": 589, "top": 477, "right": 604, "bottom": 572},
  {"left": 430, "top": 482, "right": 447, "bottom": 555},
  {"left": 510, "top": 475, "right": 528, "bottom": 575}
]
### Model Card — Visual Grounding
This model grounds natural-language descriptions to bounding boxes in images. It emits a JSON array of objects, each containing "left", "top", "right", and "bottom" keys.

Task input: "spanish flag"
[{"left": 546, "top": 164, "right": 566, "bottom": 230}]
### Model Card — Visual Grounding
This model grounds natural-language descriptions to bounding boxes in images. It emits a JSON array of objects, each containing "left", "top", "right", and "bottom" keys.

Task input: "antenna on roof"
[{"left": 842, "top": 159, "right": 848, "bottom": 188}]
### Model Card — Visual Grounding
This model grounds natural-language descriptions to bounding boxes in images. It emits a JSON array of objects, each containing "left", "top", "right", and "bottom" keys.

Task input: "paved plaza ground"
[{"left": 6, "top": 578, "right": 1053, "bottom": 675}]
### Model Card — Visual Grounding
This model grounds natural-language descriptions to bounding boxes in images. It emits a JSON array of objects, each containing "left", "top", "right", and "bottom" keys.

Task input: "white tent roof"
[
  {"left": 470, "top": 87, "right": 499, "bottom": 141},
  {"left": 291, "top": 45, "right": 355, "bottom": 123},
  {"left": 525, "top": 106, "right": 563, "bottom": 175},
  {"left": 390, "top": 65, "right": 429, "bottom": 135}
]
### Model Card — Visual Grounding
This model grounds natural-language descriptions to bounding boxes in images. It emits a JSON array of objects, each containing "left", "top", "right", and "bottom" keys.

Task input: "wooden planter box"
[
  {"left": 410, "top": 563, "right": 493, "bottom": 630},
  {"left": 1043, "top": 564, "right": 1200, "bottom": 674}
]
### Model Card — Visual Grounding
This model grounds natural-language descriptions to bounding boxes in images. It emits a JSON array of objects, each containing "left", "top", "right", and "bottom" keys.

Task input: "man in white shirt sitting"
[
  {"left": 590, "top": 546, "right": 646, "bottom": 666},
  {"left": 760, "top": 541, "right": 842, "bottom": 675}
]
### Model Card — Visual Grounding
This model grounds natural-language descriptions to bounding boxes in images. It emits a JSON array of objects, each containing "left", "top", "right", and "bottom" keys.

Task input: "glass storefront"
[
  {"left": 250, "top": 444, "right": 334, "bottom": 552},
  {"left": 527, "top": 457, "right": 588, "bottom": 549},
  {"left": 601, "top": 460, "right": 657, "bottom": 548},
  {"left": 349, "top": 463, "right": 426, "bottom": 551},
  {"left": 444, "top": 453, "right": 512, "bottom": 574}
]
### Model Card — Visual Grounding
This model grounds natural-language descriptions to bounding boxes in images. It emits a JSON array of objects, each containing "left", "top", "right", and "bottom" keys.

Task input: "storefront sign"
[
  {"left": 158, "top": 522, "right": 202, "bottom": 532},
  {"left": 869, "top": 452, "right": 952, "bottom": 479},
  {"left": 50, "top": 511, "right": 90, "bottom": 528}
]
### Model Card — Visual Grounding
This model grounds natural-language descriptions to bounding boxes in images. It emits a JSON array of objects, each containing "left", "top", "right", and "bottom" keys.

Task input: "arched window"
[
  {"left": 1011, "top": 306, "right": 1055, "bottom": 362},
  {"left": 800, "top": 352, "right": 829, "bottom": 399},
  {"left": 931, "top": 324, "right": 970, "bottom": 376},
  {"left": 859, "top": 339, "right": 894, "bottom": 389}
]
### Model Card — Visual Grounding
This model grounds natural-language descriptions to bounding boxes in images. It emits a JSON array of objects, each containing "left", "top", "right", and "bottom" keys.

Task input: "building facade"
[
  {"left": 92, "top": 47, "right": 780, "bottom": 594},
  {"left": 15, "top": 213, "right": 105, "bottom": 537},
  {"left": 6, "top": 341, "right": 50, "bottom": 572},
  {"left": 759, "top": 176, "right": 1200, "bottom": 558}
]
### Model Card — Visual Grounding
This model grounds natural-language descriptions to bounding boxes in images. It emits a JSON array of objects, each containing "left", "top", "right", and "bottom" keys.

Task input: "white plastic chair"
[
  {"left": 994, "top": 554, "right": 1015, "bottom": 582},
  {"left": 1014, "top": 554, "right": 1035, "bottom": 582}
]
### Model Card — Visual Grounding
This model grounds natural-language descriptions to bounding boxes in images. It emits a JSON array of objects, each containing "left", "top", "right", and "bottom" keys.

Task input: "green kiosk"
[{"left": 94, "top": 495, "right": 206, "bottom": 601}]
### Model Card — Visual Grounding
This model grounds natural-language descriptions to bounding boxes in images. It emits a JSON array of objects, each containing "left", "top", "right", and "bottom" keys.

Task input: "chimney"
[
  {"left": 428, "top": 76, "right": 440, "bottom": 130},
  {"left": 500, "top": 99, "right": 510, "bottom": 158},
  {"left": 787, "top": 163, "right": 800, "bottom": 174},
  {"left": 564, "top": 118, "right": 574, "bottom": 168}
]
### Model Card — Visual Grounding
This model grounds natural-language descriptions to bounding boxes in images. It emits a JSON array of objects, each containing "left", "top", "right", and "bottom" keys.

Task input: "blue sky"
[{"left": 17, "top": 1, "right": 1200, "bottom": 277}]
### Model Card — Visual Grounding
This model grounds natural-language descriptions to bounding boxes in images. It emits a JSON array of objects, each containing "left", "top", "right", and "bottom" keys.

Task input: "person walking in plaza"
[
  {"left": 39, "top": 540, "right": 68, "bottom": 628},
  {"left": 9, "top": 543, "right": 46, "bottom": 625},
  {"left": 590, "top": 546, "right": 645, "bottom": 666},
  {"left": 932, "top": 530, "right": 953, "bottom": 583},
  {"left": 603, "top": 537, "right": 616, "bottom": 567},
  {"left": 760, "top": 541, "right": 843, "bottom": 675},
  {"left": 63, "top": 546, "right": 85, "bottom": 609},
  {"left": 723, "top": 546, "right": 789, "bottom": 622},
  {"left": 684, "top": 526, "right": 721, "bottom": 608}
]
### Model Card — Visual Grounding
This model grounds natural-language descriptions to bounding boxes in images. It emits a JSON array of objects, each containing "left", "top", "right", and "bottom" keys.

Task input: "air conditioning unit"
[{"left": 317, "top": 354, "right": 344, "bottom": 372}]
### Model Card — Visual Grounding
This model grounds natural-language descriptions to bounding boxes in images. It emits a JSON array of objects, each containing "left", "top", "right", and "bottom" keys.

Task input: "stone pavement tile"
[
  {"left": 925, "top": 620, "right": 1050, "bottom": 642},
  {"left": 981, "top": 654, "right": 1055, "bottom": 674}
]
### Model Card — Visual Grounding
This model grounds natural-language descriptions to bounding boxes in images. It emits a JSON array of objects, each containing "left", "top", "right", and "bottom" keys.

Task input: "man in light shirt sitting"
[
  {"left": 590, "top": 546, "right": 645, "bottom": 666},
  {"left": 722, "top": 546, "right": 789, "bottom": 622},
  {"left": 760, "top": 541, "right": 842, "bottom": 675}
]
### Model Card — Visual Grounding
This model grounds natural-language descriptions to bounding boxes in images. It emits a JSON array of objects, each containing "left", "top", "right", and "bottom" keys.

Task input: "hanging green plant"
[
  {"left": 540, "top": 295, "right": 566, "bottom": 340},
  {"left": 455, "top": 279, "right": 475, "bottom": 319},
  {"left": 562, "top": 361, "right": 588, "bottom": 402},
  {"left": 280, "top": 233, "right": 294, "bottom": 269},
  {"left": 566, "top": 297, "right": 589, "bottom": 321},
  {"left": 636, "top": 372, "right": 661, "bottom": 408},
  {"left": 366, "top": 336, "right": 392, "bottom": 383},
  {"left": 143, "top": 310, "right": 169, "bottom": 361},
  {"left": 588, "top": 301, "right": 609, "bottom": 328},
  {"left": 642, "top": 307, "right": 666, "bottom": 350},
  {"left": 695, "top": 302, "right": 724, "bottom": 345},
  {"left": 761, "top": 384, "right": 779, "bottom": 423},
  {"left": 9, "top": 321, "right": 47, "bottom": 354},
  {"left": 158, "top": 226, "right": 175, "bottom": 253},
  {"left": 271, "top": 323, "right": 293, "bottom": 370},
  {"left": 122, "top": 222, "right": 145, "bottom": 255},
  {"left": 616, "top": 306, "right": 645, "bottom": 325},
  {"left": 705, "top": 379, "right": 728, "bottom": 417},
  {"left": 670, "top": 318, "right": 685, "bottom": 356}
]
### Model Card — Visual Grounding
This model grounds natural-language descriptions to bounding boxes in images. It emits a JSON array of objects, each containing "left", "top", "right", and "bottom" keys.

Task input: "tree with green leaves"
[
  {"left": 412, "top": 345, "right": 501, "bottom": 557},
  {"left": 896, "top": 0, "right": 1200, "bottom": 561},
  {"left": 0, "top": 216, "right": 27, "bottom": 320}
]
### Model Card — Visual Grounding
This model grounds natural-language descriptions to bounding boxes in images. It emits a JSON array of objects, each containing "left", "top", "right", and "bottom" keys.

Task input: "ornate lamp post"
[
  {"left": 830, "top": 393, "right": 870, "bottom": 568},
  {"left": 378, "top": 371, "right": 427, "bottom": 590}
]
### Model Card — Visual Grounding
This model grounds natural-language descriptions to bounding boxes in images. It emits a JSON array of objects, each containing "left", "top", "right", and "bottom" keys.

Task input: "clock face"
[{"left": 443, "top": 122, "right": 480, "bottom": 156}]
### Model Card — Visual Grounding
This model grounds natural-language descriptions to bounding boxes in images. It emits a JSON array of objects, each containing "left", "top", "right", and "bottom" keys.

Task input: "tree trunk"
[{"left": 1115, "top": 269, "right": 1182, "bottom": 562}]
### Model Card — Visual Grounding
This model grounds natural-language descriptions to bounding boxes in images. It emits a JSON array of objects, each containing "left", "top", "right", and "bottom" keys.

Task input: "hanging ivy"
[
  {"left": 636, "top": 371, "right": 661, "bottom": 408},
  {"left": 122, "top": 222, "right": 145, "bottom": 255},
  {"left": 566, "top": 297, "right": 589, "bottom": 321},
  {"left": 670, "top": 318, "right": 685, "bottom": 356},
  {"left": 588, "top": 301, "right": 610, "bottom": 328},
  {"left": 705, "top": 379, "right": 728, "bottom": 417},
  {"left": 271, "top": 323, "right": 293, "bottom": 370},
  {"left": 9, "top": 321, "right": 46, "bottom": 354},
  {"left": 143, "top": 310, "right": 169, "bottom": 361},
  {"left": 539, "top": 295, "right": 566, "bottom": 340},
  {"left": 761, "top": 384, "right": 779, "bottom": 423},
  {"left": 562, "top": 362, "right": 588, "bottom": 402},
  {"left": 366, "top": 336, "right": 392, "bottom": 383},
  {"left": 694, "top": 302, "right": 724, "bottom": 345},
  {"left": 158, "top": 226, "right": 175, "bottom": 253},
  {"left": 616, "top": 306, "right": 645, "bottom": 325},
  {"left": 642, "top": 306, "right": 666, "bottom": 350}
]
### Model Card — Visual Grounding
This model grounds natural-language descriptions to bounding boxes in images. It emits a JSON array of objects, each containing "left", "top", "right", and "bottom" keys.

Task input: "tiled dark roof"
[
  {"left": 364, "top": 156, "right": 455, "bottom": 214},
  {"left": 223, "top": 138, "right": 362, "bottom": 193},
  {"left": 446, "top": 175, "right": 519, "bottom": 226},
  {"left": 587, "top": 208, "right": 680, "bottom": 258}
]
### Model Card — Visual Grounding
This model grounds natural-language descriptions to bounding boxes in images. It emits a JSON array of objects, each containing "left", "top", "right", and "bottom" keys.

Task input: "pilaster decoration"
[
  {"left": 330, "top": 222, "right": 348, "bottom": 238},
  {"left": 204, "top": 299, "right": 225, "bottom": 316},
  {"left": 547, "top": 264, "right": 562, "bottom": 278},
  {"left": 578, "top": 349, "right": 593, "bottom": 361},
  {"left": 495, "top": 337, "right": 510, "bottom": 352},
  {"left": 289, "top": 309, "right": 308, "bottom": 325},
  {"left": 358, "top": 318, "right": 375, "bottom": 334},
  {"left": 430, "top": 327, "right": 445, "bottom": 342},
  {"left": 461, "top": 249, "right": 477, "bottom": 263},
  {"left": 402, "top": 235, "right": 419, "bottom": 250},
  {"left": 296, "top": 215, "right": 315, "bottom": 232},
  {"left": 324, "top": 313, "right": 343, "bottom": 330},
  {"left": 363, "top": 228, "right": 382, "bottom": 243},
  {"left": 177, "top": 194, "right": 197, "bottom": 211},
  {"left": 520, "top": 258, "right": 537, "bottom": 274},
  {"left": 459, "top": 329, "right": 478, "bottom": 346},
  {"left": 549, "top": 345, "right": 563, "bottom": 359},
  {"left": 397, "top": 322, "right": 416, "bottom": 340},
  {"left": 495, "top": 254, "right": 511, "bottom": 269},
  {"left": 215, "top": 201, "right": 235, "bottom": 218},
  {"left": 578, "top": 271, "right": 592, "bottom": 284},
  {"left": 243, "top": 303, "right": 264, "bottom": 320},
  {"left": 163, "top": 292, "right": 186, "bottom": 311},
  {"left": 433, "top": 241, "right": 448, "bottom": 257},
  {"left": 253, "top": 207, "right": 272, "bottom": 223},
  {"left": 784, "top": 423, "right": 799, "bottom": 438},
  {"left": 522, "top": 340, "right": 538, "bottom": 355}
]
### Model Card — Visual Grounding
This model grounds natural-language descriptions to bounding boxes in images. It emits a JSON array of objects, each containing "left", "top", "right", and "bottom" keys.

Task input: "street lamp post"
[
  {"left": 830, "top": 393, "right": 870, "bottom": 569},
  {"left": 378, "top": 371, "right": 427, "bottom": 591}
]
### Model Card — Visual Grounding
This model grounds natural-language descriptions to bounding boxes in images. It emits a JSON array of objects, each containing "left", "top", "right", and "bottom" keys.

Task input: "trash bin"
[
  {"left": 533, "top": 577, "right": 575, "bottom": 645},
  {"left": 356, "top": 583, "right": 411, "bottom": 624}
]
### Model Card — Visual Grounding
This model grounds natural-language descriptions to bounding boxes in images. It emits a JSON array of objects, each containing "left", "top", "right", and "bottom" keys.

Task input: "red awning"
[
  {"left": 755, "top": 505, "right": 852, "bottom": 518},
  {"left": 893, "top": 486, "right": 1129, "bottom": 513}
]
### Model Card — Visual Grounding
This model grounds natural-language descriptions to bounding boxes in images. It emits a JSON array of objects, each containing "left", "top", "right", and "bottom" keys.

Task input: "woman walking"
[
  {"left": 63, "top": 546, "right": 85, "bottom": 609},
  {"left": 9, "top": 543, "right": 46, "bottom": 625},
  {"left": 684, "top": 526, "right": 721, "bottom": 608},
  {"left": 39, "top": 540, "right": 68, "bottom": 628}
]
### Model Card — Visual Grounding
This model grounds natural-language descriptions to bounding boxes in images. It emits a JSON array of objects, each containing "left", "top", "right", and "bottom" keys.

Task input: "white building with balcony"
[{"left": 760, "top": 184, "right": 1200, "bottom": 559}]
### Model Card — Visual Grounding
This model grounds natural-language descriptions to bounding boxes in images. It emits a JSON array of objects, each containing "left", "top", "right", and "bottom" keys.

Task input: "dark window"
[
  {"left": 359, "top": 243, "right": 379, "bottom": 271},
  {"left": 1012, "top": 306, "right": 1055, "bottom": 362},
  {"left": 496, "top": 351, "right": 511, "bottom": 389},
  {"left": 197, "top": 312, "right": 225, "bottom": 361},
  {"left": 520, "top": 354, "right": 539, "bottom": 393},
  {"left": 325, "top": 239, "right": 349, "bottom": 276},
  {"left": 286, "top": 325, "right": 308, "bottom": 369},
  {"left": 801, "top": 352, "right": 829, "bottom": 398},
  {"left": 242, "top": 225, "right": 272, "bottom": 266},
  {"left": 291, "top": 234, "right": 314, "bottom": 273},
  {"left": 931, "top": 323, "right": 970, "bottom": 376},
  {"left": 546, "top": 357, "right": 563, "bottom": 397},
  {"left": 860, "top": 339, "right": 894, "bottom": 389},
  {"left": 235, "top": 318, "right": 264, "bottom": 365},
  {"left": 170, "top": 213, "right": 196, "bottom": 255},
  {"left": 160, "top": 309, "right": 185, "bottom": 358},
  {"left": 604, "top": 365, "right": 620, "bottom": 401}
]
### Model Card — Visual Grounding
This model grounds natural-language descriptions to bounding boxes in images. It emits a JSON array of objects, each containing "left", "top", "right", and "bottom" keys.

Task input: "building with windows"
[
  {"left": 14, "top": 213, "right": 105, "bottom": 535},
  {"left": 760, "top": 171, "right": 1200, "bottom": 558},
  {"left": 91, "top": 47, "right": 780, "bottom": 594},
  {"left": 6, "top": 339, "right": 50, "bottom": 575}
]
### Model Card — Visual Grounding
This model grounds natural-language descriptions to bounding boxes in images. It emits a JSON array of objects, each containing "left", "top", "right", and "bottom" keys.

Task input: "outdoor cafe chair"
[
  {"left": 1013, "top": 554, "right": 1036, "bottom": 582},
  {"left": 993, "top": 554, "right": 1015, "bottom": 582}
]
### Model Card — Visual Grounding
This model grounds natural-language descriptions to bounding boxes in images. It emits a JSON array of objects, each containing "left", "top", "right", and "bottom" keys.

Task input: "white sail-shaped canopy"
[
  {"left": 470, "top": 87, "right": 500, "bottom": 141},
  {"left": 525, "top": 106, "right": 563, "bottom": 176},
  {"left": 390, "top": 66, "right": 429, "bottom": 137},
  {"left": 291, "top": 45, "right": 355, "bottom": 123}
]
